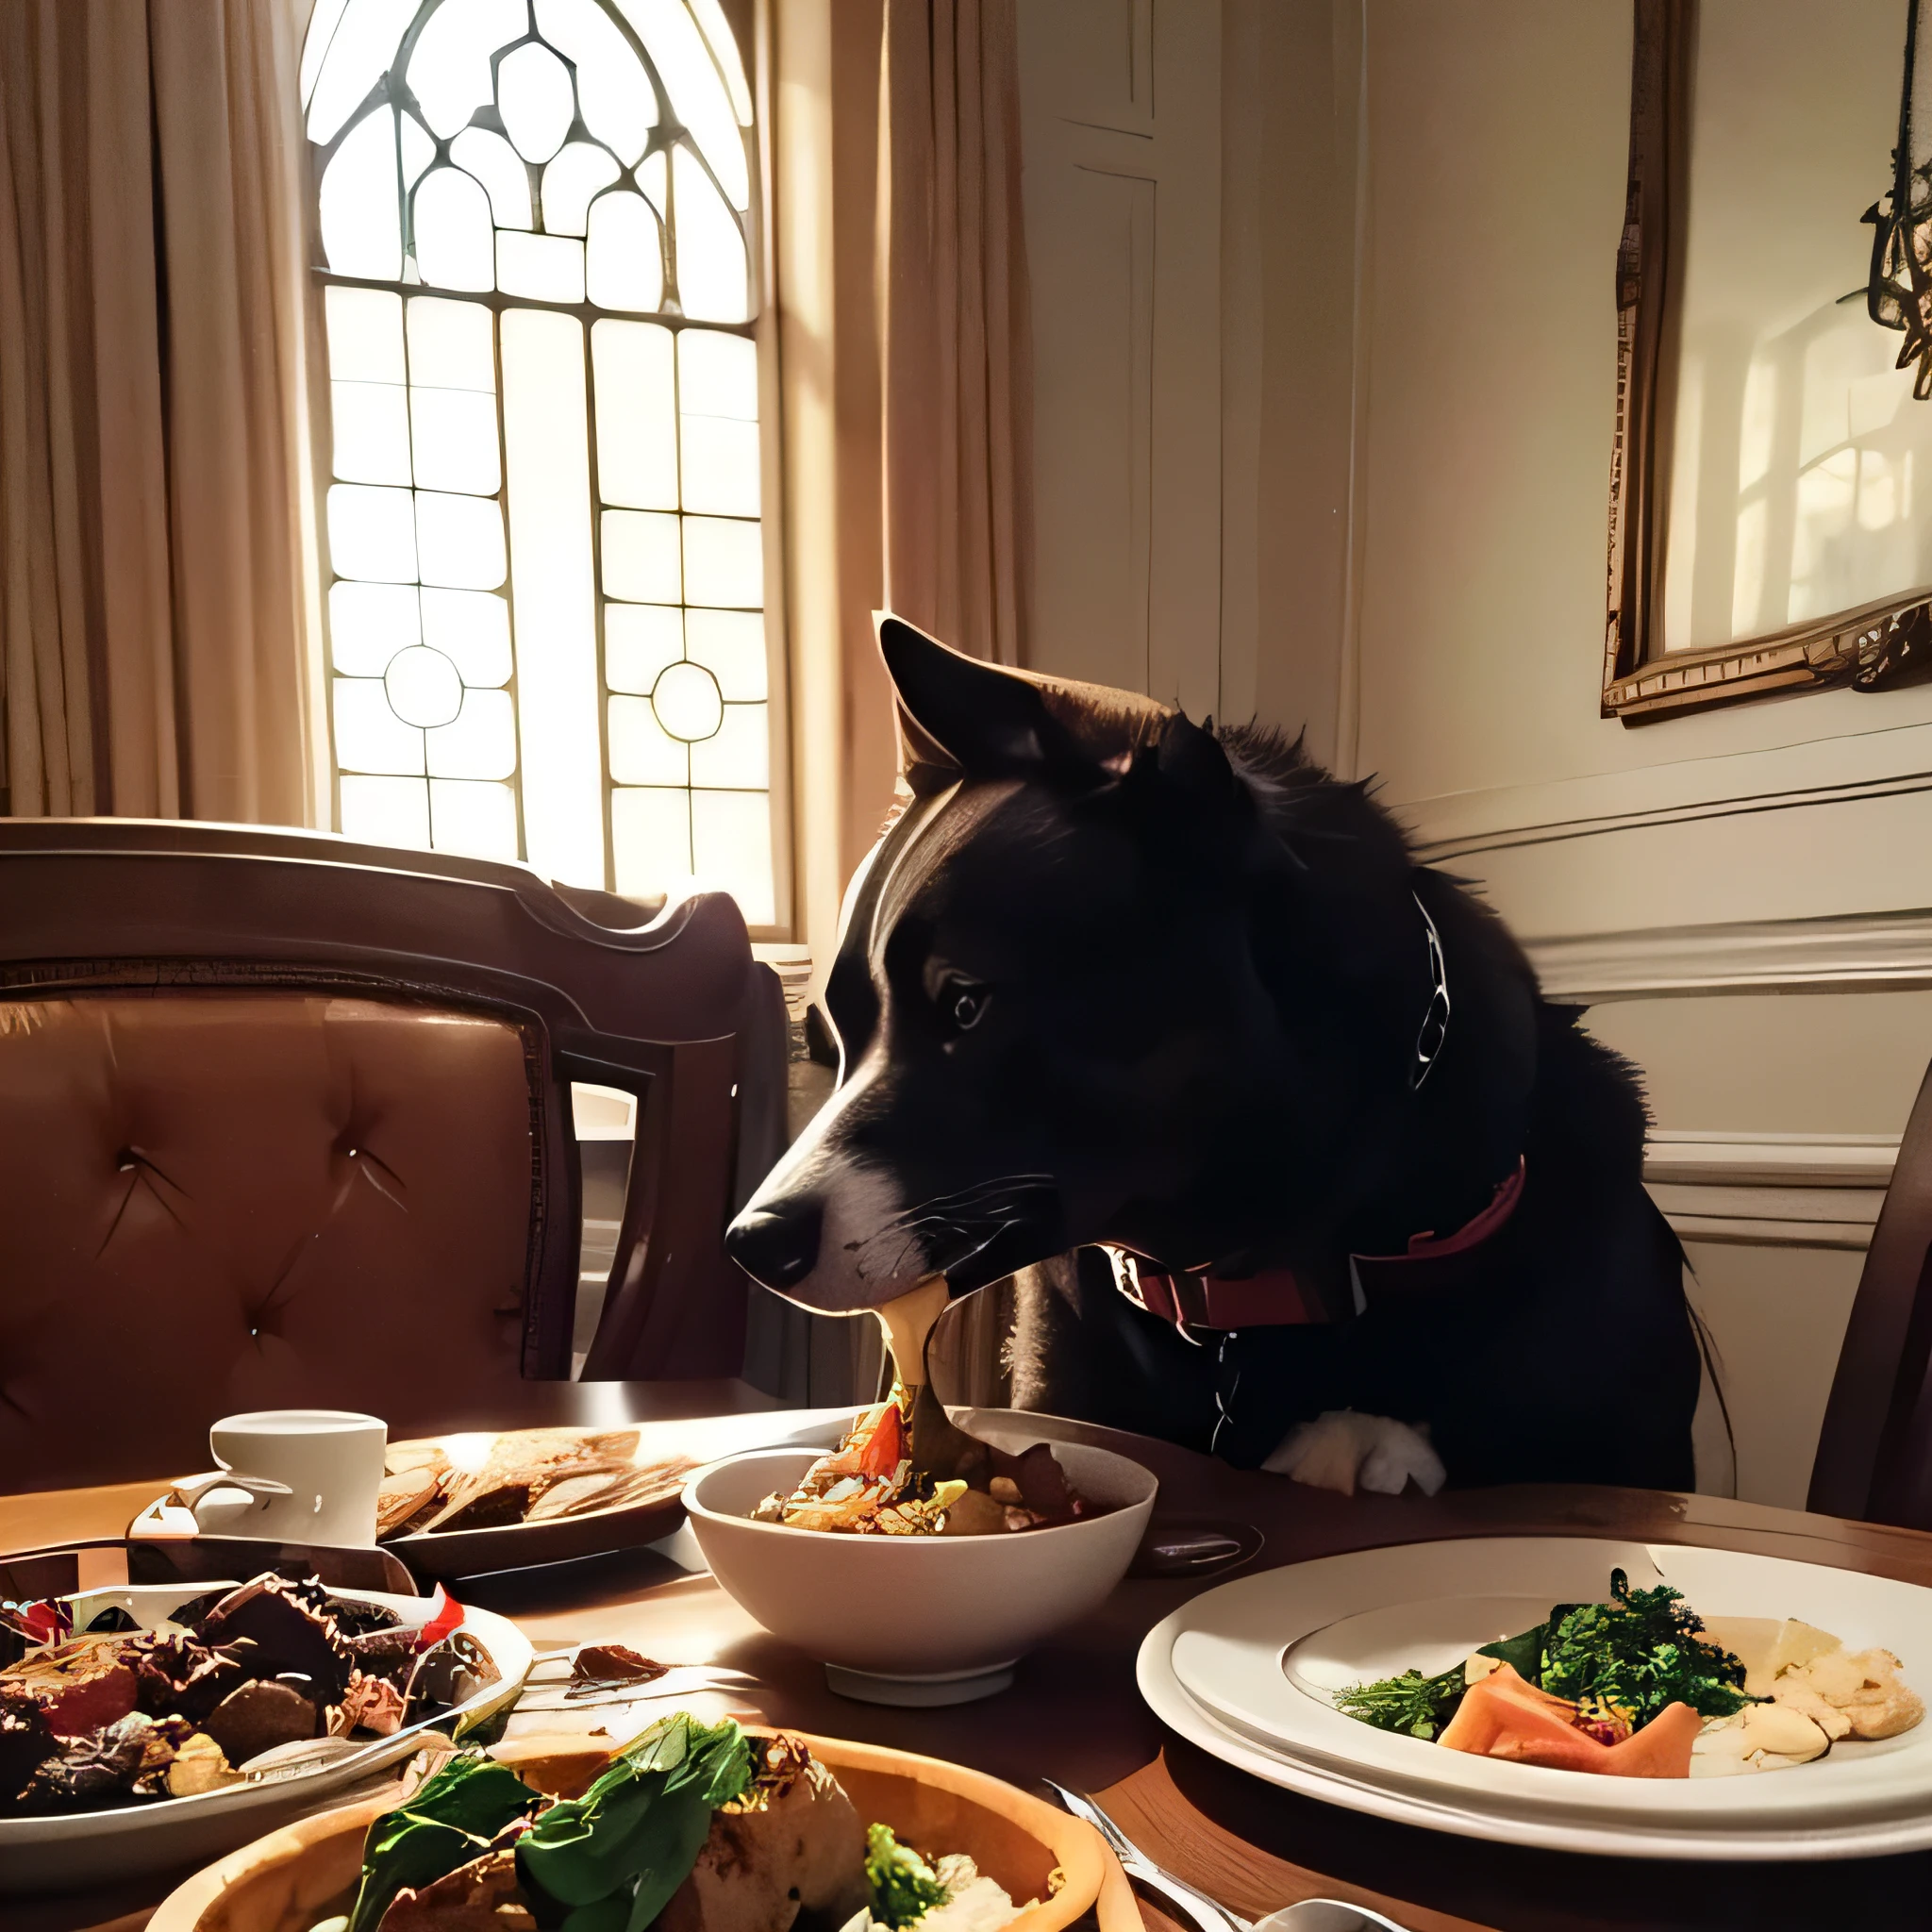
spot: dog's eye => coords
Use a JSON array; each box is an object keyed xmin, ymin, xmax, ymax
[{"xmin": 940, "ymin": 978, "xmax": 991, "ymax": 1032}]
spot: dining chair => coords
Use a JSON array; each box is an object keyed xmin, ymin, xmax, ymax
[
  {"xmin": 1808, "ymin": 1053, "xmax": 1932, "ymax": 1527},
  {"xmin": 0, "ymin": 820, "xmax": 787, "ymax": 1491}
]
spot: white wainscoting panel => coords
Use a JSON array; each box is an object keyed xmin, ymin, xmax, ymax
[
  {"xmin": 1526, "ymin": 910, "xmax": 1932, "ymax": 1005},
  {"xmin": 1643, "ymin": 1131, "xmax": 1893, "ymax": 1250}
]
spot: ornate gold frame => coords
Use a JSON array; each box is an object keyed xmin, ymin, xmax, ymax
[{"xmin": 1602, "ymin": 0, "xmax": 1932, "ymax": 723}]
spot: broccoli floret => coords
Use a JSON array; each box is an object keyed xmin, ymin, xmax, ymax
[{"xmin": 864, "ymin": 1823, "xmax": 954, "ymax": 1928}]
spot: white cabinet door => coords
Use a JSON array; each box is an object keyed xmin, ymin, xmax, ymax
[{"xmin": 1019, "ymin": 0, "xmax": 1224, "ymax": 718}]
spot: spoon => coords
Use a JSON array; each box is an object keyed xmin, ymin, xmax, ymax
[{"xmin": 1131, "ymin": 1519, "xmax": 1265, "ymax": 1579}]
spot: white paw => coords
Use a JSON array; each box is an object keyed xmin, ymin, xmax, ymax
[{"xmin": 1261, "ymin": 1410, "xmax": 1446, "ymax": 1498}]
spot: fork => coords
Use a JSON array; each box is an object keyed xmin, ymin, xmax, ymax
[
  {"xmin": 1041, "ymin": 1778, "xmax": 1412, "ymax": 1932},
  {"xmin": 516, "ymin": 1657, "xmax": 758, "ymax": 1710}
]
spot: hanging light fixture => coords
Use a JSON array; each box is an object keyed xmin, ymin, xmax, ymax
[{"xmin": 1866, "ymin": 0, "xmax": 1932, "ymax": 397}]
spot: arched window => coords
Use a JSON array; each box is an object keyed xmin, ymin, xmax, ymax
[{"xmin": 301, "ymin": 0, "xmax": 775, "ymax": 927}]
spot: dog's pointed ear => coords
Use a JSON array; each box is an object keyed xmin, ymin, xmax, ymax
[
  {"xmin": 1156, "ymin": 710, "xmax": 1244, "ymax": 806},
  {"xmin": 877, "ymin": 614, "xmax": 1071, "ymax": 775}
]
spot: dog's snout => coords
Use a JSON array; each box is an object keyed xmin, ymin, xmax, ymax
[{"xmin": 725, "ymin": 1200, "xmax": 824, "ymax": 1291}]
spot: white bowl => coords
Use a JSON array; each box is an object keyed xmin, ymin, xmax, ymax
[{"xmin": 683, "ymin": 1422, "xmax": 1157, "ymax": 1705}]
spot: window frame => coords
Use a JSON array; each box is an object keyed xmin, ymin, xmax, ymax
[{"xmin": 296, "ymin": 0, "xmax": 792, "ymax": 938}]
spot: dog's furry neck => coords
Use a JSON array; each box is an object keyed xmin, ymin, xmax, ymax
[{"xmin": 1213, "ymin": 722, "xmax": 1551, "ymax": 1259}]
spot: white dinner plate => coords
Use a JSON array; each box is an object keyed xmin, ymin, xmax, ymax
[
  {"xmin": 1139, "ymin": 1537, "xmax": 1932, "ymax": 1859},
  {"xmin": 1, "ymin": 1581, "xmax": 532, "ymax": 1894}
]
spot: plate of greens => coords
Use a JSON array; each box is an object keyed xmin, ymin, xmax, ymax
[{"xmin": 1141, "ymin": 1538, "xmax": 1932, "ymax": 1857}]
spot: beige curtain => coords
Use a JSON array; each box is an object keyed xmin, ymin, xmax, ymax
[
  {"xmin": 886, "ymin": 0, "xmax": 1029, "ymax": 1403},
  {"xmin": 0, "ymin": 0, "xmax": 312, "ymax": 824},
  {"xmin": 747, "ymin": 0, "xmax": 1030, "ymax": 1407},
  {"xmin": 877, "ymin": 0, "xmax": 1033, "ymax": 669}
]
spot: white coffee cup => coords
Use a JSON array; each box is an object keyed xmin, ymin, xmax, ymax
[{"xmin": 178, "ymin": 1410, "xmax": 388, "ymax": 1546}]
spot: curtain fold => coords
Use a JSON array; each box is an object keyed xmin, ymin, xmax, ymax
[
  {"xmin": 878, "ymin": 0, "xmax": 1033, "ymax": 669},
  {"xmin": 884, "ymin": 0, "xmax": 1031, "ymax": 1404},
  {"xmin": 746, "ymin": 0, "xmax": 1033, "ymax": 1408},
  {"xmin": 0, "ymin": 0, "xmax": 312, "ymax": 824}
]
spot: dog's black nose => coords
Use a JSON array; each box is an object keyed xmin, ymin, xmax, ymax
[{"xmin": 725, "ymin": 1200, "xmax": 823, "ymax": 1291}]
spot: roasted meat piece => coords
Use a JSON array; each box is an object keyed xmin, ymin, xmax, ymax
[
  {"xmin": 571, "ymin": 1642, "xmax": 667, "ymax": 1689},
  {"xmin": 21, "ymin": 1711, "xmax": 154, "ymax": 1811},
  {"xmin": 0, "ymin": 1691, "xmax": 58, "ymax": 1808},
  {"xmin": 347, "ymin": 1624, "xmax": 421, "ymax": 1685},
  {"xmin": 333, "ymin": 1668, "xmax": 408, "ymax": 1737},
  {"xmin": 1, "ymin": 1636, "xmax": 139, "ymax": 1736},
  {"xmin": 329, "ymin": 1597, "xmax": 405, "ymax": 1641},
  {"xmin": 131, "ymin": 1633, "xmax": 247, "ymax": 1724},
  {"xmin": 192, "ymin": 1575, "xmax": 353, "ymax": 1704},
  {"xmin": 656, "ymin": 1734, "xmax": 870, "ymax": 1932},
  {"xmin": 203, "ymin": 1677, "xmax": 319, "ymax": 1764},
  {"xmin": 377, "ymin": 1845, "xmax": 537, "ymax": 1932}
]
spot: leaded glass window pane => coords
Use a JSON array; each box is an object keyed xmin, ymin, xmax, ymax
[{"xmin": 304, "ymin": 0, "xmax": 776, "ymax": 922}]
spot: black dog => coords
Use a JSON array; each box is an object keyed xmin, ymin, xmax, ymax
[{"xmin": 727, "ymin": 619, "xmax": 1702, "ymax": 1493}]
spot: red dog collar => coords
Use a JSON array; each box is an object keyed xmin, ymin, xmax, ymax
[{"xmin": 1106, "ymin": 1158, "xmax": 1527, "ymax": 1333}]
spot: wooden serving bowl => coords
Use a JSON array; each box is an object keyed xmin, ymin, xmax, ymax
[{"xmin": 149, "ymin": 1730, "xmax": 1137, "ymax": 1932}]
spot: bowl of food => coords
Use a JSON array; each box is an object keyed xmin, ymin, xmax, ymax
[
  {"xmin": 149, "ymin": 1721, "xmax": 1133, "ymax": 1932},
  {"xmin": 683, "ymin": 1407, "xmax": 1157, "ymax": 1706}
]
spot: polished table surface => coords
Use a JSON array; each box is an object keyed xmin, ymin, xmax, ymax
[{"xmin": 10, "ymin": 1385, "xmax": 1932, "ymax": 1932}]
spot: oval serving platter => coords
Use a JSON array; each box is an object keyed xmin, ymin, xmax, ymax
[{"xmin": 1, "ymin": 1584, "xmax": 532, "ymax": 1895}]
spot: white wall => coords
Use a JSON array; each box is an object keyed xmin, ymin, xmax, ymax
[{"xmin": 1018, "ymin": 0, "xmax": 1932, "ymax": 1508}]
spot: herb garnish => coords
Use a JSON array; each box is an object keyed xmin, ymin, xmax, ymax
[
  {"xmin": 1537, "ymin": 1569, "xmax": 1748, "ymax": 1724},
  {"xmin": 1330, "ymin": 1663, "xmax": 1468, "ymax": 1740},
  {"xmin": 1331, "ymin": 1567, "xmax": 1752, "ymax": 1747}
]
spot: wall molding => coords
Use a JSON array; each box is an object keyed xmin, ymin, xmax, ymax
[
  {"xmin": 1415, "ymin": 765, "xmax": 1932, "ymax": 867},
  {"xmin": 1525, "ymin": 908, "xmax": 1932, "ymax": 1005},
  {"xmin": 1643, "ymin": 1131, "xmax": 1895, "ymax": 1250},
  {"xmin": 1393, "ymin": 708, "xmax": 1932, "ymax": 861}
]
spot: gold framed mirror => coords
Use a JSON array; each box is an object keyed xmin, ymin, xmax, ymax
[{"xmin": 1604, "ymin": 0, "xmax": 1932, "ymax": 721}]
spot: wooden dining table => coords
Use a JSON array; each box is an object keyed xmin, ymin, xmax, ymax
[{"xmin": 9, "ymin": 1384, "xmax": 1932, "ymax": 1932}]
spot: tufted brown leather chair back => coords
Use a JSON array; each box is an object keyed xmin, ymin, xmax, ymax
[{"xmin": 0, "ymin": 821, "xmax": 788, "ymax": 1491}]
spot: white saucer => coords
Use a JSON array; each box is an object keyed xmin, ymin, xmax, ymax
[{"xmin": 1138, "ymin": 1537, "xmax": 1932, "ymax": 1859}]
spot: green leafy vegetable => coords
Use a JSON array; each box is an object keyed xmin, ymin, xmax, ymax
[
  {"xmin": 1474, "ymin": 1623, "xmax": 1546, "ymax": 1683},
  {"xmin": 1537, "ymin": 1568, "xmax": 1748, "ymax": 1724},
  {"xmin": 515, "ymin": 1712, "xmax": 752, "ymax": 1932},
  {"xmin": 864, "ymin": 1823, "xmax": 954, "ymax": 1929},
  {"xmin": 346, "ymin": 1751, "xmax": 539, "ymax": 1932},
  {"xmin": 1330, "ymin": 1664, "xmax": 1467, "ymax": 1740},
  {"xmin": 1333, "ymin": 1570, "xmax": 1754, "ymax": 1748}
]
